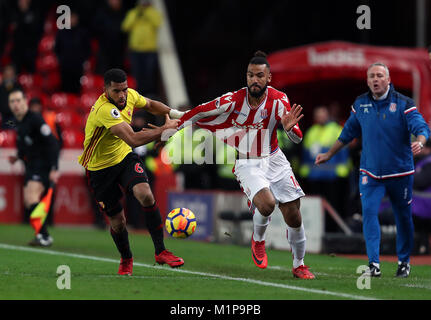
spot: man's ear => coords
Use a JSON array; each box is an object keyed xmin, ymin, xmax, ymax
[{"xmin": 268, "ymin": 72, "xmax": 272, "ymax": 83}]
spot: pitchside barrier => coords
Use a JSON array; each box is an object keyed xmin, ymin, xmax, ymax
[{"xmin": 168, "ymin": 190, "xmax": 325, "ymax": 253}]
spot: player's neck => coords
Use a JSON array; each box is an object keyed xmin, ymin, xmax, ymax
[{"xmin": 248, "ymin": 92, "xmax": 266, "ymax": 109}]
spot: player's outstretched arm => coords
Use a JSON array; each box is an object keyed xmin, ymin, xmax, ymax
[
  {"xmin": 110, "ymin": 114, "xmax": 179, "ymax": 148},
  {"xmin": 145, "ymin": 98, "xmax": 185, "ymax": 119},
  {"xmin": 315, "ymin": 140, "xmax": 346, "ymax": 165}
]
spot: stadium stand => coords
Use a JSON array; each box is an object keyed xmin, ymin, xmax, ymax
[{"xmin": 0, "ymin": 3, "xmax": 137, "ymax": 150}]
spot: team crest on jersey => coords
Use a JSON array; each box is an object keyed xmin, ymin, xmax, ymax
[
  {"xmin": 261, "ymin": 109, "xmax": 268, "ymax": 119},
  {"xmin": 389, "ymin": 103, "xmax": 397, "ymax": 113}
]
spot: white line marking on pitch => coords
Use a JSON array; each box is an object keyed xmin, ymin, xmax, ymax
[{"xmin": 0, "ymin": 243, "xmax": 377, "ymax": 300}]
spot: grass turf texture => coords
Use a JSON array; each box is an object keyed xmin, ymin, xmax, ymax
[{"xmin": 0, "ymin": 224, "xmax": 430, "ymax": 300}]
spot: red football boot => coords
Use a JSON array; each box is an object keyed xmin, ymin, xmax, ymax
[
  {"xmin": 251, "ymin": 234, "xmax": 268, "ymax": 269},
  {"xmin": 155, "ymin": 250, "xmax": 184, "ymax": 268},
  {"xmin": 118, "ymin": 257, "xmax": 133, "ymax": 276},
  {"xmin": 292, "ymin": 265, "xmax": 315, "ymax": 279}
]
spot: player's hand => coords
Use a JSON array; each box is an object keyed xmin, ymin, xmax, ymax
[
  {"xmin": 162, "ymin": 114, "xmax": 180, "ymax": 130},
  {"xmin": 152, "ymin": 114, "xmax": 180, "ymax": 141},
  {"xmin": 281, "ymin": 104, "xmax": 304, "ymax": 131},
  {"xmin": 8, "ymin": 155, "xmax": 18, "ymax": 164},
  {"xmin": 49, "ymin": 169, "xmax": 59, "ymax": 184},
  {"xmin": 411, "ymin": 141, "xmax": 424, "ymax": 156},
  {"xmin": 315, "ymin": 152, "xmax": 331, "ymax": 165}
]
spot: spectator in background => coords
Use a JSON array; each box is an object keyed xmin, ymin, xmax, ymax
[
  {"xmin": 9, "ymin": 0, "xmax": 43, "ymax": 74},
  {"xmin": 0, "ymin": 0, "xmax": 11, "ymax": 56},
  {"xmin": 299, "ymin": 105, "xmax": 351, "ymax": 231},
  {"xmin": 93, "ymin": 0, "xmax": 127, "ymax": 74},
  {"xmin": 412, "ymin": 139, "xmax": 431, "ymax": 254},
  {"xmin": 122, "ymin": 0, "xmax": 162, "ymax": 97},
  {"xmin": 28, "ymin": 97, "xmax": 63, "ymax": 149},
  {"xmin": 0, "ymin": 64, "xmax": 23, "ymax": 129},
  {"xmin": 55, "ymin": 11, "xmax": 91, "ymax": 93}
]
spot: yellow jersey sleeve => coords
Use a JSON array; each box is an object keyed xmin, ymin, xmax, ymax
[
  {"xmin": 96, "ymin": 104, "xmax": 125, "ymax": 129},
  {"xmin": 128, "ymin": 88, "xmax": 147, "ymax": 109}
]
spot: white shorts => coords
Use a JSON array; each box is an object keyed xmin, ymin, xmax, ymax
[{"xmin": 233, "ymin": 149, "xmax": 305, "ymax": 205}]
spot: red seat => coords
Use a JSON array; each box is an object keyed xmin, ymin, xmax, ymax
[
  {"xmin": 36, "ymin": 53, "xmax": 59, "ymax": 74},
  {"xmin": 50, "ymin": 92, "xmax": 81, "ymax": 110},
  {"xmin": 42, "ymin": 71, "xmax": 61, "ymax": 92},
  {"xmin": 43, "ymin": 17, "xmax": 57, "ymax": 35},
  {"xmin": 26, "ymin": 90, "xmax": 50, "ymax": 107},
  {"xmin": 80, "ymin": 92, "xmax": 101, "ymax": 111},
  {"xmin": 80, "ymin": 74, "xmax": 104, "ymax": 92},
  {"xmin": 38, "ymin": 35, "xmax": 56, "ymax": 54},
  {"xmin": 18, "ymin": 73, "xmax": 43, "ymax": 91},
  {"xmin": 127, "ymin": 76, "xmax": 137, "ymax": 90},
  {"xmin": 0, "ymin": 130, "xmax": 17, "ymax": 147},
  {"xmin": 56, "ymin": 110, "xmax": 84, "ymax": 129},
  {"xmin": 61, "ymin": 129, "xmax": 85, "ymax": 149}
]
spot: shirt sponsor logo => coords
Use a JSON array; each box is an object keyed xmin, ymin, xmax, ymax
[
  {"xmin": 233, "ymin": 110, "xmax": 248, "ymax": 117},
  {"xmin": 231, "ymin": 119, "xmax": 263, "ymax": 130}
]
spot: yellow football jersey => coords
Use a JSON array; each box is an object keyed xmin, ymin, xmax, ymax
[{"xmin": 78, "ymin": 88, "xmax": 147, "ymax": 170}]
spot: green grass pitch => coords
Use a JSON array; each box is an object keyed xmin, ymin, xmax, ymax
[{"xmin": 0, "ymin": 224, "xmax": 430, "ymax": 300}]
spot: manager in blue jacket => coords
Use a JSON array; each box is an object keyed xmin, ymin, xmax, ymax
[{"xmin": 315, "ymin": 63, "xmax": 430, "ymax": 278}]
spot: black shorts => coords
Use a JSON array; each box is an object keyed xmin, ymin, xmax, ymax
[
  {"xmin": 24, "ymin": 164, "xmax": 51, "ymax": 190},
  {"xmin": 86, "ymin": 152, "xmax": 149, "ymax": 217}
]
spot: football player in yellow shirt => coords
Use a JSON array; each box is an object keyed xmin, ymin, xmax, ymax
[{"xmin": 79, "ymin": 68, "xmax": 185, "ymax": 275}]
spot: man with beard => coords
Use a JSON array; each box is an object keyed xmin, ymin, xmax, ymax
[
  {"xmin": 178, "ymin": 51, "xmax": 314, "ymax": 279},
  {"xmin": 78, "ymin": 68, "xmax": 185, "ymax": 275}
]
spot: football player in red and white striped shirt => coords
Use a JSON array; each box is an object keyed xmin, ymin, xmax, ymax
[{"xmin": 178, "ymin": 51, "xmax": 315, "ymax": 279}]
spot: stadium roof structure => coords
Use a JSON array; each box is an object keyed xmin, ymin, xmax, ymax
[{"xmin": 268, "ymin": 41, "xmax": 431, "ymax": 124}]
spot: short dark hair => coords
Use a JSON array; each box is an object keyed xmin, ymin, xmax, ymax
[
  {"xmin": 104, "ymin": 68, "xmax": 127, "ymax": 87},
  {"xmin": 9, "ymin": 87, "xmax": 25, "ymax": 98},
  {"xmin": 249, "ymin": 50, "xmax": 270, "ymax": 69}
]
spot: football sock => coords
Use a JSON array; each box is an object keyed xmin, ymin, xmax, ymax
[
  {"xmin": 110, "ymin": 227, "xmax": 133, "ymax": 259},
  {"xmin": 142, "ymin": 202, "xmax": 166, "ymax": 255},
  {"xmin": 253, "ymin": 209, "xmax": 271, "ymax": 242},
  {"xmin": 287, "ymin": 223, "xmax": 306, "ymax": 269}
]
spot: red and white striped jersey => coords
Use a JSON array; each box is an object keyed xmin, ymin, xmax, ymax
[{"xmin": 179, "ymin": 86, "xmax": 302, "ymax": 158}]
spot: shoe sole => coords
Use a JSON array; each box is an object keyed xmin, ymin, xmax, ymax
[
  {"xmin": 156, "ymin": 261, "xmax": 184, "ymax": 268},
  {"xmin": 292, "ymin": 273, "xmax": 315, "ymax": 279}
]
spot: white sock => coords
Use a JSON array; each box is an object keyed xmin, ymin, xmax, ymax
[
  {"xmin": 287, "ymin": 223, "xmax": 306, "ymax": 269},
  {"xmin": 253, "ymin": 208, "xmax": 271, "ymax": 242}
]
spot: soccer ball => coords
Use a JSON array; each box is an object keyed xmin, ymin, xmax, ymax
[{"xmin": 165, "ymin": 208, "xmax": 197, "ymax": 238}]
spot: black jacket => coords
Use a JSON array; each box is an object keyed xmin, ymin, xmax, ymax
[{"xmin": 14, "ymin": 110, "xmax": 60, "ymax": 170}]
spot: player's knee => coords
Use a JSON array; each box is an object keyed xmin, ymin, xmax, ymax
[
  {"xmin": 132, "ymin": 183, "xmax": 154, "ymax": 207},
  {"xmin": 257, "ymin": 200, "xmax": 276, "ymax": 217},
  {"xmin": 109, "ymin": 213, "xmax": 126, "ymax": 233}
]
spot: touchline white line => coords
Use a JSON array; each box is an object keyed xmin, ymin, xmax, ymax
[{"xmin": 0, "ymin": 243, "xmax": 378, "ymax": 300}]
